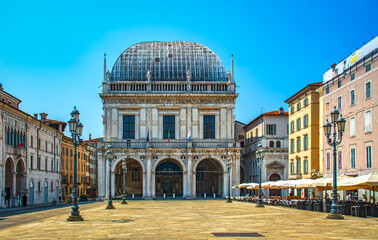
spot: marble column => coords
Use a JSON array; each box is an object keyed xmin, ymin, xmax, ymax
[
  {"xmin": 192, "ymin": 171, "xmax": 196, "ymax": 199},
  {"xmin": 142, "ymin": 172, "xmax": 147, "ymax": 198},
  {"xmin": 145, "ymin": 157, "xmax": 152, "ymax": 199},
  {"xmin": 223, "ymin": 171, "xmax": 228, "ymax": 198},
  {"xmin": 186, "ymin": 156, "xmax": 193, "ymax": 199},
  {"xmin": 111, "ymin": 171, "xmax": 115, "ymax": 198},
  {"xmin": 97, "ymin": 154, "xmax": 106, "ymax": 199},
  {"xmin": 182, "ymin": 171, "xmax": 187, "ymax": 199}
]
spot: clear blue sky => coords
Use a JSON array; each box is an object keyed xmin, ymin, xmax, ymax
[{"xmin": 1, "ymin": 0, "xmax": 377, "ymax": 139}]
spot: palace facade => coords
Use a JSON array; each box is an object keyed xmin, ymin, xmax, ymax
[
  {"xmin": 0, "ymin": 85, "xmax": 63, "ymax": 207},
  {"xmin": 98, "ymin": 41, "xmax": 241, "ymax": 199}
]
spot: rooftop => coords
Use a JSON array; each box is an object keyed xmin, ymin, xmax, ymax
[{"xmin": 110, "ymin": 41, "xmax": 228, "ymax": 82}]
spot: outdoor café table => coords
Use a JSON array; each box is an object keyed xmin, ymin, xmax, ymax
[
  {"xmin": 341, "ymin": 203, "xmax": 352, "ymax": 215},
  {"xmin": 306, "ymin": 201, "xmax": 314, "ymax": 211},
  {"xmin": 314, "ymin": 202, "xmax": 323, "ymax": 212},
  {"xmin": 351, "ymin": 205, "xmax": 368, "ymax": 218},
  {"xmin": 368, "ymin": 204, "xmax": 378, "ymax": 217}
]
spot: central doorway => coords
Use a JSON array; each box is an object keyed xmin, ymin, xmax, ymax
[{"xmin": 155, "ymin": 159, "xmax": 183, "ymax": 197}]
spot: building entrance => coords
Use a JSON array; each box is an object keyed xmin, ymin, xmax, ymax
[
  {"xmin": 269, "ymin": 173, "xmax": 281, "ymax": 196},
  {"xmin": 196, "ymin": 158, "xmax": 223, "ymax": 197},
  {"xmin": 155, "ymin": 160, "xmax": 183, "ymax": 197},
  {"xmin": 5, "ymin": 158, "xmax": 14, "ymax": 207}
]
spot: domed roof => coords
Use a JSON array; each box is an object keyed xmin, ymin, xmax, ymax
[{"xmin": 110, "ymin": 41, "xmax": 228, "ymax": 82}]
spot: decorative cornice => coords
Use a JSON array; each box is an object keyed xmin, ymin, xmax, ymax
[
  {"xmin": 117, "ymin": 106, "xmax": 141, "ymax": 110},
  {"xmin": 197, "ymin": 107, "xmax": 221, "ymax": 111},
  {"xmin": 157, "ymin": 106, "xmax": 181, "ymax": 111}
]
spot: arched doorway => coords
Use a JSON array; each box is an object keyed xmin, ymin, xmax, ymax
[
  {"xmin": 16, "ymin": 160, "xmax": 26, "ymax": 200},
  {"xmin": 115, "ymin": 159, "xmax": 143, "ymax": 197},
  {"xmin": 269, "ymin": 173, "xmax": 281, "ymax": 196},
  {"xmin": 196, "ymin": 158, "xmax": 223, "ymax": 197},
  {"xmin": 5, "ymin": 158, "xmax": 14, "ymax": 207},
  {"xmin": 155, "ymin": 159, "xmax": 183, "ymax": 197}
]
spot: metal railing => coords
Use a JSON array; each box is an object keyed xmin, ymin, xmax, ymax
[{"xmin": 105, "ymin": 140, "xmax": 234, "ymax": 149}]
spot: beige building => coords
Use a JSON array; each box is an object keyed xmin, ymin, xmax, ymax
[
  {"xmin": 234, "ymin": 121, "xmax": 246, "ymax": 183},
  {"xmin": 243, "ymin": 108, "xmax": 288, "ymax": 195},
  {"xmin": 99, "ymin": 41, "xmax": 241, "ymax": 199},
  {"xmin": 0, "ymin": 86, "xmax": 63, "ymax": 207},
  {"xmin": 321, "ymin": 37, "xmax": 378, "ymax": 201},
  {"xmin": 285, "ymin": 82, "xmax": 322, "ymax": 184}
]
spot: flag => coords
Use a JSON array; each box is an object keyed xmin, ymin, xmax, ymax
[
  {"xmin": 168, "ymin": 129, "xmax": 170, "ymax": 143},
  {"xmin": 350, "ymin": 51, "xmax": 357, "ymax": 63},
  {"xmin": 146, "ymin": 128, "xmax": 150, "ymax": 142},
  {"xmin": 188, "ymin": 130, "xmax": 191, "ymax": 142},
  {"xmin": 18, "ymin": 143, "xmax": 24, "ymax": 147}
]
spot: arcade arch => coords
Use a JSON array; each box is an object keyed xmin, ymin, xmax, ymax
[
  {"xmin": 155, "ymin": 159, "xmax": 183, "ymax": 197},
  {"xmin": 114, "ymin": 158, "xmax": 143, "ymax": 197},
  {"xmin": 5, "ymin": 158, "xmax": 14, "ymax": 206},
  {"xmin": 195, "ymin": 158, "xmax": 223, "ymax": 197},
  {"xmin": 16, "ymin": 159, "xmax": 26, "ymax": 198}
]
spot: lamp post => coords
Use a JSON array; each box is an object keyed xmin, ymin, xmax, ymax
[
  {"xmin": 105, "ymin": 145, "xmax": 115, "ymax": 209},
  {"xmin": 324, "ymin": 107, "xmax": 346, "ymax": 219},
  {"xmin": 226, "ymin": 155, "xmax": 232, "ymax": 203},
  {"xmin": 255, "ymin": 144, "xmax": 265, "ymax": 208},
  {"xmin": 67, "ymin": 106, "xmax": 84, "ymax": 221},
  {"xmin": 121, "ymin": 158, "xmax": 128, "ymax": 204}
]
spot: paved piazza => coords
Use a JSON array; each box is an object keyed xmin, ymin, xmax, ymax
[{"xmin": 0, "ymin": 200, "xmax": 377, "ymax": 239}]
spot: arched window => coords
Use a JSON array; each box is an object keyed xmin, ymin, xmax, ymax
[
  {"xmin": 269, "ymin": 141, "xmax": 274, "ymax": 148},
  {"xmin": 276, "ymin": 141, "xmax": 281, "ymax": 148}
]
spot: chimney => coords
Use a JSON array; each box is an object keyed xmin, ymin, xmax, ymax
[
  {"xmin": 40, "ymin": 112, "xmax": 48, "ymax": 123},
  {"xmin": 279, "ymin": 107, "xmax": 284, "ymax": 114},
  {"xmin": 34, "ymin": 113, "xmax": 38, "ymax": 119},
  {"xmin": 0, "ymin": 83, "xmax": 3, "ymax": 91}
]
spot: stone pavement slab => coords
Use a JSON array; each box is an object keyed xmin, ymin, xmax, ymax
[{"xmin": 0, "ymin": 200, "xmax": 377, "ymax": 239}]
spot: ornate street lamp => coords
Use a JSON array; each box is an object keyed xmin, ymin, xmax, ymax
[
  {"xmin": 324, "ymin": 107, "xmax": 346, "ymax": 219},
  {"xmin": 255, "ymin": 144, "xmax": 265, "ymax": 208},
  {"xmin": 67, "ymin": 106, "xmax": 84, "ymax": 221},
  {"xmin": 121, "ymin": 158, "xmax": 128, "ymax": 204},
  {"xmin": 226, "ymin": 155, "xmax": 232, "ymax": 203},
  {"xmin": 105, "ymin": 145, "xmax": 115, "ymax": 209}
]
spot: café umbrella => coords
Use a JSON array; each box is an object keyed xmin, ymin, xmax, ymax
[{"xmin": 337, "ymin": 173, "xmax": 378, "ymax": 191}]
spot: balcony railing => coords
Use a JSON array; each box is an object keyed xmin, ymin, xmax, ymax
[
  {"xmin": 108, "ymin": 81, "xmax": 232, "ymax": 94},
  {"xmin": 105, "ymin": 140, "xmax": 235, "ymax": 149}
]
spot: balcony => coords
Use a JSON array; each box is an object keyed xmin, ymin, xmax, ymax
[
  {"xmin": 6, "ymin": 145, "xmax": 26, "ymax": 158},
  {"xmin": 289, "ymin": 173, "xmax": 302, "ymax": 179},
  {"xmin": 108, "ymin": 81, "xmax": 232, "ymax": 94},
  {"xmin": 106, "ymin": 140, "xmax": 235, "ymax": 149}
]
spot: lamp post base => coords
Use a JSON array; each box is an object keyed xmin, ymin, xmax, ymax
[
  {"xmin": 255, "ymin": 204, "xmax": 265, "ymax": 208},
  {"xmin": 326, "ymin": 213, "xmax": 344, "ymax": 219},
  {"xmin": 226, "ymin": 198, "xmax": 232, "ymax": 203},
  {"xmin": 105, "ymin": 205, "xmax": 115, "ymax": 209},
  {"xmin": 67, "ymin": 215, "xmax": 84, "ymax": 221},
  {"xmin": 121, "ymin": 200, "xmax": 128, "ymax": 204}
]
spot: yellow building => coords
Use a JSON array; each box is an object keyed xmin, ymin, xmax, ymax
[
  {"xmin": 315, "ymin": 85, "xmax": 324, "ymax": 176},
  {"xmin": 285, "ymin": 82, "xmax": 322, "ymax": 183},
  {"xmin": 61, "ymin": 135, "xmax": 90, "ymax": 200}
]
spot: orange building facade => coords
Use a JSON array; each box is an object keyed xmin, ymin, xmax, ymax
[{"xmin": 61, "ymin": 135, "xmax": 90, "ymax": 200}]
